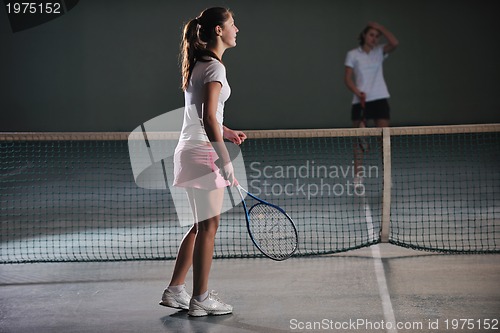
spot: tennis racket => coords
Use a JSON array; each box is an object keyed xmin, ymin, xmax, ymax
[
  {"xmin": 358, "ymin": 95, "xmax": 370, "ymax": 152},
  {"xmin": 235, "ymin": 185, "xmax": 298, "ymax": 261}
]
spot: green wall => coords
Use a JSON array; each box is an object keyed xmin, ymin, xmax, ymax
[{"xmin": 1, "ymin": 0, "xmax": 499, "ymax": 131}]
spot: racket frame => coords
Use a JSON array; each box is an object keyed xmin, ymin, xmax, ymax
[{"xmin": 235, "ymin": 185, "xmax": 298, "ymax": 261}]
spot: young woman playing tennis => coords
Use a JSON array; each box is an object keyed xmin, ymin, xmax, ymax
[
  {"xmin": 344, "ymin": 22, "xmax": 398, "ymax": 183},
  {"xmin": 159, "ymin": 7, "xmax": 246, "ymax": 316}
]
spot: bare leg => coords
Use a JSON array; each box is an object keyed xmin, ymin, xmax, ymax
[
  {"xmin": 192, "ymin": 216, "xmax": 220, "ymax": 297},
  {"xmin": 168, "ymin": 188, "xmax": 198, "ymax": 287},
  {"xmin": 374, "ymin": 118, "xmax": 390, "ymax": 128},
  {"xmin": 190, "ymin": 188, "xmax": 225, "ymax": 297},
  {"xmin": 168, "ymin": 225, "xmax": 197, "ymax": 286},
  {"xmin": 353, "ymin": 120, "xmax": 365, "ymax": 178}
]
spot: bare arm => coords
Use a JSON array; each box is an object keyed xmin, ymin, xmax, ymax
[
  {"xmin": 203, "ymin": 82, "xmax": 230, "ymax": 161},
  {"xmin": 203, "ymin": 81, "xmax": 237, "ymax": 184},
  {"xmin": 368, "ymin": 21, "xmax": 399, "ymax": 54}
]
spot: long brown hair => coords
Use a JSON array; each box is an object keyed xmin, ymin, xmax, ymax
[{"xmin": 180, "ymin": 7, "xmax": 232, "ymax": 91}]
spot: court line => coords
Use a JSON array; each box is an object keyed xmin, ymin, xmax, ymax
[{"xmin": 364, "ymin": 201, "xmax": 398, "ymax": 333}]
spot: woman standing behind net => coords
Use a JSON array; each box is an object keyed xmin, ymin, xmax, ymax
[
  {"xmin": 159, "ymin": 7, "xmax": 246, "ymax": 317},
  {"xmin": 344, "ymin": 22, "xmax": 398, "ymax": 183}
]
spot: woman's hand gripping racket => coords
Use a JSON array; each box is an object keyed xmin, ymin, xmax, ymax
[{"xmin": 235, "ymin": 185, "xmax": 298, "ymax": 261}]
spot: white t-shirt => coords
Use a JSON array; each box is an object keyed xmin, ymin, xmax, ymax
[
  {"xmin": 178, "ymin": 57, "xmax": 231, "ymax": 143},
  {"xmin": 345, "ymin": 44, "xmax": 389, "ymax": 104}
]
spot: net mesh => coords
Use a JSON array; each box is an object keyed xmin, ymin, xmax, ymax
[
  {"xmin": 389, "ymin": 127, "xmax": 500, "ymax": 252},
  {"xmin": 0, "ymin": 125, "xmax": 499, "ymax": 263}
]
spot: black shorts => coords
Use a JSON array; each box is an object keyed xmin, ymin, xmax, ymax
[{"xmin": 351, "ymin": 98, "xmax": 390, "ymax": 121}]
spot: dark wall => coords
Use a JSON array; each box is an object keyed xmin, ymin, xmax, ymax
[{"xmin": 1, "ymin": 0, "xmax": 499, "ymax": 132}]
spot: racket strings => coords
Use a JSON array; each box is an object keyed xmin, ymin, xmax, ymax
[{"xmin": 248, "ymin": 204, "xmax": 297, "ymax": 260}]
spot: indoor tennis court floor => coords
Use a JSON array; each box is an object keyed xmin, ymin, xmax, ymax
[{"xmin": 1, "ymin": 244, "xmax": 499, "ymax": 333}]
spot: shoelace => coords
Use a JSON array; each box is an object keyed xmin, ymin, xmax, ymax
[{"xmin": 209, "ymin": 291, "xmax": 224, "ymax": 304}]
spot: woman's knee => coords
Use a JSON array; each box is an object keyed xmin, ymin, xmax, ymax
[
  {"xmin": 375, "ymin": 118, "xmax": 390, "ymax": 127},
  {"xmin": 196, "ymin": 217, "xmax": 219, "ymax": 237}
]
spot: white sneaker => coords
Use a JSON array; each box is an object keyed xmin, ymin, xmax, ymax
[
  {"xmin": 159, "ymin": 285, "xmax": 190, "ymax": 310},
  {"xmin": 188, "ymin": 291, "xmax": 233, "ymax": 317}
]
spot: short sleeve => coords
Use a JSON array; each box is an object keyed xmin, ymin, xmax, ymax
[
  {"xmin": 203, "ymin": 60, "xmax": 226, "ymax": 86},
  {"xmin": 344, "ymin": 50, "xmax": 355, "ymax": 68},
  {"xmin": 378, "ymin": 44, "xmax": 389, "ymax": 59}
]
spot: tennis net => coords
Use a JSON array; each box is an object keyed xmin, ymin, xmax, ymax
[{"xmin": 0, "ymin": 124, "xmax": 499, "ymax": 263}]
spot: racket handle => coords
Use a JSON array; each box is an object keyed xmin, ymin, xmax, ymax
[{"xmin": 226, "ymin": 186, "xmax": 235, "ymax": 207}]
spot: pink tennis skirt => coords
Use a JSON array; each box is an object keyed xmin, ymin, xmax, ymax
[{"xmin": 173, "ymin": 141, "xmax": 230, "ymax": 190}]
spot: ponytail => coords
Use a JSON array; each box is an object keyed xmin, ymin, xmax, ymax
[{"xmin": 180, "ymin": 18, "xmax": 202, "ymax": 91}]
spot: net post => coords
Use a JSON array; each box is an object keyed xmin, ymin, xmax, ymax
[{"xmin": 381, "ymin": 128, "xmax": 392, "ymax": 243}]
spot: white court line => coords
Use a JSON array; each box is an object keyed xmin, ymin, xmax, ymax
[{"xmin": 364, "ymin": 202, "xmax": 398, "ymax": 333}]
